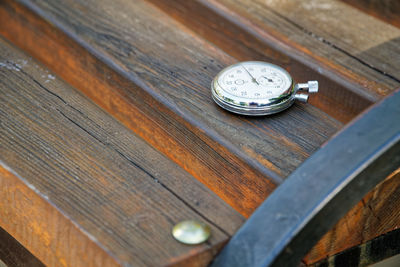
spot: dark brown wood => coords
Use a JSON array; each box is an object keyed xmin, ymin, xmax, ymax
[
  {"xmin": 148, "ymin": 0, "xmax": 374, "ymax": 123},
  {"xmin": 190, "ymin": 0, "xmax": 400, "ymax": 99},
  {"xmin": 0, "ymin": 36, "xmax": 244, "ymax": 266},
  {"xmin": 305, "ymin": 169, "xmax": 400, "ymax": 264},
  {"xmin": 0, "ymin": 164, "xmax": 120, "ymax": 267},
  {"xmin": 145, "ymin": 0, "xmax": 400, "ymax": 263},
  {"xmin": 1, "ymin": 0, "xmax": 399, "ymax": 265},
  {"xmin": 341, "ymin": 0, "xmax": 400, "ymax": 29},
  {"xmin": 0, "ymin": 227, "xmax": 44, "ymax": 267},
  {"xmin": 311, "ymin": 227, "xmax": 400, "ymax": 267},
  {"xmin": 241, "ymin": 0, "xmax": 400, "ymax": 87},
  {"xmin": 0, "ymin": 0, "xmax": 342, "ymax": 217}
]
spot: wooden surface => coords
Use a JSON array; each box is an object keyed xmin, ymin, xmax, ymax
[
  {"xmin": 0, "ymin": 165, "xmax": 118, "ymax": 267},
  {"xmin": 0, "ymin": 0, "xmax": 341, "ymax": 217},
  {"xmin": 0, "ymin": 0, "xmax": 399, "ymax": 265},
  {"xmin": 199, "ymin": 0, "xmax": 400, "ymax": 98},
  {"xmin": 0, "ymin": 37, "xmax": 244, "ymax": 266},
  {"xmin": 305, "ymin": 170, "xmax": 400, "ymax": 264},
  {"xmin": 157, "ymin": 0, "xmax": 400, "ymax": 263},
  {"xmin": 0, "ymin": 227, "xmax": 44, "ymax": 267},
  {"xmin": 311, "ymin": 228, "xmax": 400, "ymax": 267},
  {"xmin": 342, "ymin": 0, "xmax": 400, "ymax": 28},
  {"xmin": 148, "ymin": 0, "xmax": 374, "ymax": 123}
]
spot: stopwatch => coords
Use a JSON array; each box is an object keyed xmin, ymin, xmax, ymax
[{"xmin": 211, "ymin": 61, "xmax": 318, "ymax": 116}]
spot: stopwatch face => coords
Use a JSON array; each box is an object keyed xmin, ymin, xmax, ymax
[{"xmin": 211, "ymin": 61, "xmax": 295, "ymax": 116}]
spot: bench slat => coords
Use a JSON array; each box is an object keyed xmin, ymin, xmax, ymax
[
  {"xmin": 212, "ymin": 90, "xmax": 400, "ymax": 267},
  {"xmin": 1, "ymin": 0, "xmax": 341, "ymax": 216},
  {"xmin": 204, "ymin": 0, "xmax": 400, "ymax": 98},
  {"xmin": 0, "ymin": 37, "xmax": 244, "ymax": 266}
]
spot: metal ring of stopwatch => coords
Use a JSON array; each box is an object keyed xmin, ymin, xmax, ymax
[{"xmin": 211, "ymin": 61, "xmax": 297, "ymax": 116}]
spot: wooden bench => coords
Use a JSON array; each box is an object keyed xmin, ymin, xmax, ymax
[{"xmin": 0, "ymin": 0, "xmax": 399, "ymax": 266}]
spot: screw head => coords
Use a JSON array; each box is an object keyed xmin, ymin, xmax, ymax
[{"xmin": 172, "ymin": 220, "xmax": 211, "ymax": 245}]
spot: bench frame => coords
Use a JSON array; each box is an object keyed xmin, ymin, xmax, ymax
[{"xmin": 213, "ymin": 90, "xmax": 400, "ymax": 267}]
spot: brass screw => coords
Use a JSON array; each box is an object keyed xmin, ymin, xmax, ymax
[{"xmin": 172, "ymin": 220, "xmax": 211, "ymax": 245}]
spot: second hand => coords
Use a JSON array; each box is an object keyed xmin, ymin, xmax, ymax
[{"xmin": 242, "ymin": 65, "xmax": 260, "ymax": 86}]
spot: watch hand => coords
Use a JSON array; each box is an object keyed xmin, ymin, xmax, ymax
[
  {"xmin": 262, "ymin": 76, "xmax": 274, "ymax": 83},
  {"xmin": 242, "ymin": 65, "xmax": 260, "ymax": 85}
]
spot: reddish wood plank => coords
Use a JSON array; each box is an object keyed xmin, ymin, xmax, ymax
[
  {"xmin": 146, "ymin": 0, "xmax": 400, "ymax": 262},
  {"xmin": 310, "ymin": 228, "xmax": 400, "ymax": 266},
  {"xmin": 191, "ymin": 0, "xmax": 400, "ymax": 99},
  {"xmin": 0, "ymin": 165, "xmax": 119, "ymax": 267},
  {"xmin": 0, "ymin": 0, "xmax": 341, "ymax": 217},
  {"xmin": 3, "ymin": 0, "xmax": 397, "ymax": 265},
  {"xmin": 148, "ymin": 0, "xmax": 374, "ymax": 123},
  {"xmin": 305, "ymin": 169, "xmax": 400, "ymax": 264},
  {"xmin": 0, "ymin": 37, "xmax": 244, "ymax": 266}
]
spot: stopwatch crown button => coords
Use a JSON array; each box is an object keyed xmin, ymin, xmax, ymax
[
  {"xmin": 294, "ymin": 93, "xmax": 309, "ymax": 103},
  {"xmin": 296, "ymin": 81, "xmax": 318, "ymax": 93}
]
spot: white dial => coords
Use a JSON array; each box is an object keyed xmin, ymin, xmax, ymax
[
  {"xmin": 211, "ymin": 61, "xmax": 317, "ymax": 116},
  {"xmin": 217, "ymin": 61, "xmax": 292, "ymax": 99}
]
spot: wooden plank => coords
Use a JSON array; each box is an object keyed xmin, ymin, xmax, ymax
[
  {"xmin": 311, "ymin": 228, "xmax": 400, "ymax": 267},
  {"xmin": 0, "ymin": 165, "xmax": 120, "ymax": 267},
  {"xmin": 0, "ymin": 227, "xmax": 44, "ymax": 267},
  {"xmin": 0, "ymin": 37, "xmax": 244, "ymax": 266},
  {"xmin": 0, "ymin": 0, "xmax": 342, "ymax": 216},
  {"xmin": 145, "ymin": 0, "xmax": 400, "ymax": 261},
  {"xmin": 198, "ymin": 0, "xmax": 400, "ymax": 100},
  {"xmin": 250, "ymin": 0, "xmax": 400, "ymax": 84},
  {"xmin": 148, "ymin": 0, "xmax": 374, "ymax": 123},
  {"xmin": 341, "ymin": 0, "xmax": 400, "ymax": 28},
  {"xmin": 305, "ymin": 169, "xmax": 400, "ymax": 264}
]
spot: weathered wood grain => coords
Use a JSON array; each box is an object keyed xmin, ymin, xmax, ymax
[
  {"xmin": 3, "ymin": 0, "xmax": 398, "ymax": 265},
  {"xmin": 0, "ymin": 0, "xmax": 278, "ymax": 217},
  {"xmin": 201, "ymin": 0, "xmax": 400, "ymax": 99},
  {"xmin": 0, "ymin": 0, "xmax": 341, "ymax": 216},
  {"xmin": 0, "ymin": 227, "xmax": 44, "ymax": 267},
  {"xmin": 0, "ymin": 163, "xmax": 119, "ymax": 267},
  {"xmin": 142, "ymin": 1, "xmax": 400, "ymax": 261},
  {"xmin": 305, "ymin": 170, "xmax": 400, "ymax": 264},
  {"xmin": 341, "ymin": 0, "xmax": 400, "ymax": 28},
  {"xmin": 311, "ymin": 228, "xmax": 400, "ymax": 267},
  {"xmin": 0, "ymin": 37, "xmax": 244, "ymax": 266},
  {"xmin": 148, "ymin": 0, "xmax": 374, "ymax": 123}
]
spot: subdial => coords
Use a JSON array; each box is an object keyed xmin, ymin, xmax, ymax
[
  {"xmin": 222, "ymin": 70, "xmax": 250, "ymax": 87},
  {"xmin": 257, "ymin": 75, "xmax": 283, "ymax": 87}
]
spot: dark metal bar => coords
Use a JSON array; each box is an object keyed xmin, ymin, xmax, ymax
[{"xmin": 212, "ymin": 90, "xmax": 400, "ymax": 267}]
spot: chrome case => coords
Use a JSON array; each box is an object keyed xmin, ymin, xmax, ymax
[{"xmin": 211, "ymin": 61, "xmax": 317, "ymax": 116}]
